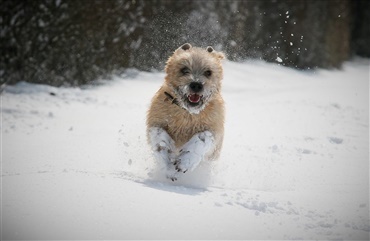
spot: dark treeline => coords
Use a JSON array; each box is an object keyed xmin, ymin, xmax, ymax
[{"xmin": 1, "ymin": 0, "xmax": 369, "ymax": 86}]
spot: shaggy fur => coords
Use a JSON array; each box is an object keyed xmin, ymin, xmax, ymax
[{"xmin": 146, "ymin": 43, "xmax": 225, "ymax": 181}]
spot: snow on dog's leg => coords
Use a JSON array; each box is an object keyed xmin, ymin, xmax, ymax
[
  {"xmin": 174, "ymin": 131, "xmax": 215, "ymax": 173},
  {"xmin": 148, "ymin": 127, "xmax": 179, "ymax": 181}
]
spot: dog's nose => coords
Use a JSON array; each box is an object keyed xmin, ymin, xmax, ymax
[{"xmin": 189, "ymin": 82, "xmax": 203, "ymax": 93}]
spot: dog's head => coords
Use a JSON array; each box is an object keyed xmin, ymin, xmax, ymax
[{"xmin": 165, "ymin": 43, "xmax": 225, "ymax": 114}]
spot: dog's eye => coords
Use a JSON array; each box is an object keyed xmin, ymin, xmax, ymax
[
  {"xmin": 204, "ymin": 70, "xmax": 212, "ymax": 77},
  {"xmin": 180, "ymin": 67, "xmax": 190, "ymax": 75}
]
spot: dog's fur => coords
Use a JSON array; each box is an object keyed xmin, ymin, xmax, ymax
[{"xmin": 146, "ymin": 43, "xmax": 225, "ymax": 181}]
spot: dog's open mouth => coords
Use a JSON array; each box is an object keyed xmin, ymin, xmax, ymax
[{"xmin": 187, "ymin": 94, "xmax": 202, "ymax": 104}]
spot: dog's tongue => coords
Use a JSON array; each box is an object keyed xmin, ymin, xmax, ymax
[{"xmin": 188, "ymin": 94, "xmax": 201, "ymax": 103}]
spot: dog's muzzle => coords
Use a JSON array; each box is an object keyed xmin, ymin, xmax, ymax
[{"xmin": 188, "ymin": 82, "xmax": 203, "ymax": 104}]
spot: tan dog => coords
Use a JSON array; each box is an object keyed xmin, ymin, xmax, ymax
[{"xmin": 146, "ymin": 43, "xmax": 225, "ymax": 181}]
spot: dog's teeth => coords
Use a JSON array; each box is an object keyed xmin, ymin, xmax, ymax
[{"xmin": 188, "ymin": 94, "xmax": 201, "ymax": 103}]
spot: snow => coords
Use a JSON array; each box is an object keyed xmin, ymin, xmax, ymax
[
  {"xmin": 276, "ymin": 56, "xmax": 283, "ymax": 63},
  {"xmin": 1, "ymin": 59, "xmax": 369, "ymax": 239}
]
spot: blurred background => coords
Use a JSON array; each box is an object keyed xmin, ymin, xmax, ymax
[{"xmin": 1, "ymin": 0, "xmax": 369, "ymax": 86}]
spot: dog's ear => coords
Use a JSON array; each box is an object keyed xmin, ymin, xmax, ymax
[
  {"xmin": 207, "ymin": 46, "xmax": 225, "ymax": 60},
  {"xmin": 178, "ymin": 43, "xmax": 192, "ymax": 51}
]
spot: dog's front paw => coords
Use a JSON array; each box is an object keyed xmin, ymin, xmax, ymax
[
  {"xmin": 167, "ymin": 174, "xmax": 178, "ymax": 181},
  {"xmin": 174, "ymin": 150, "xmax": 202, "ymax": 173},
  {"xmin": 166, "ymin": 169, "xmax": 180, "ymax": 181}
]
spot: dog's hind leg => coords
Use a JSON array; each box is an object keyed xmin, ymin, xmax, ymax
[{"xmin": 174, "ymin": 131, "xmax": 215, "ymax": 173}]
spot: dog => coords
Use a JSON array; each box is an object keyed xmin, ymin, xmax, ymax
[{"xmin": 146, "ymin": 43, "xmax": 225, "ymax": 181}]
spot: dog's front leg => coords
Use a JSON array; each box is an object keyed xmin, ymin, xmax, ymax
[
  {"xmin": 174, "ymin": 131, "xmax": 215, "ymax": 173},
  {"xmin": 148, "ymin": 127, "xmax": 179, "ymax": 180}
]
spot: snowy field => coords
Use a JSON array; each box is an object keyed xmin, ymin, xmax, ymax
[{"xmin": 1, "ymin": 59, "xmax": 369, "ymax": 240}]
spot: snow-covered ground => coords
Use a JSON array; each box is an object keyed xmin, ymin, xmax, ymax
[{"xmin": 1, "ymin": 59, "xmax": 369, "ymax": 239}]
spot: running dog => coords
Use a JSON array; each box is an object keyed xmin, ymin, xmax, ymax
[{"xmin": 146, "ymin": 43, "xmax": 225, "ymax": 181}]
